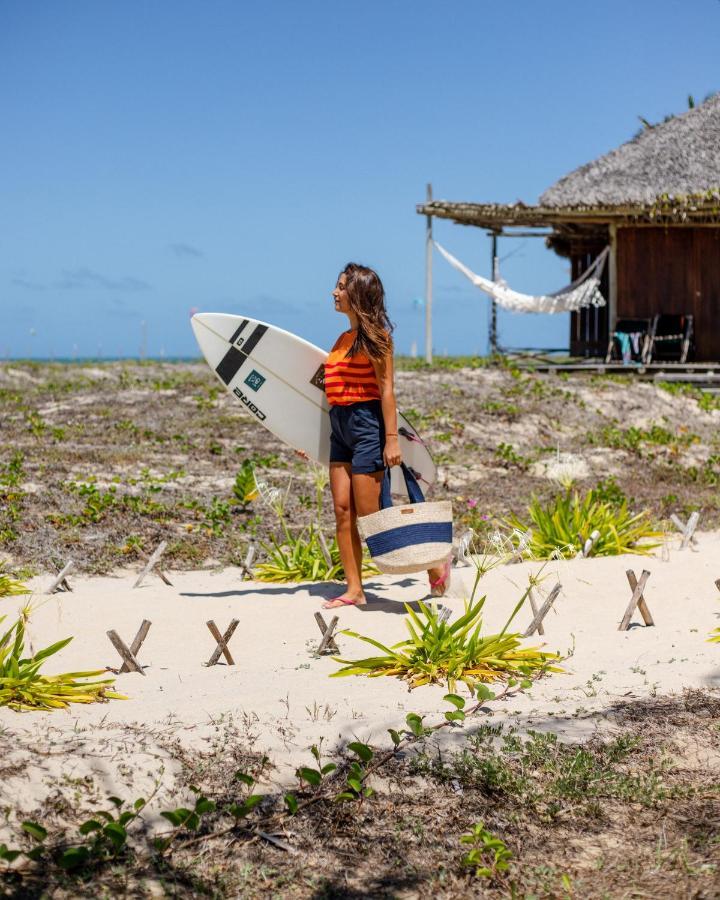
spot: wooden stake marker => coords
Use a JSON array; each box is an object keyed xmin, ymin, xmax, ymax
[
  {"xmin": 524, "ymin": 583, "xmax": 561, "ymax": 637},
  {"xmin": 670, "ymin": 512, "xmax": 699, "ymax": 549},
  {"xmin": 314, "ymin": 612, "xmax": 339, "ymax": 655},
  {"xmin": 452, "ymin": 529, "xmax": 474, "ymax": 567},
  {"xmin": 317, "ymin": 531, "xmax": 333, "ymax": 569},
  {"xmin": 619, "ymin": 570, "xmax": 654, "ymax": 631},
  {"xmin": 577, "ymin": 529, "xmax": 601, "ymax": 558},
  {"xmin": 239, "ymin": 544, "xmax": 256, "ymax": 580},
  {"xmin": 133, "ymin": 540, "xmax": 171, "ymax": 588},
  {"xmin": 526, "ymin": 587, "xmax": 544, "ymax": 635},
  {"xmin": 205, "ymin": 619, "xmax": 240, "ymax": 666},
  {"xmin": 107, "ymin": 620, "xmax": 152, "ymax": 675},
  {"xmin": 45, "ymin": 560, "xmax": 74, "ymax": 595}
]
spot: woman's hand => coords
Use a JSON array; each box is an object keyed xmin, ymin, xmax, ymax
[
  {"xmin": 294, "ymin": 449, "xmax": 309, "ymax": 461},
  {"xmin": 383, "ymin": 435, "xmax": 402, "ymax": 468}
]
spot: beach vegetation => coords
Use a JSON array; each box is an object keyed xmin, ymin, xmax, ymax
[
  {"xmin": 460, "ymin": 821, "xmax": 512, "ymax": 881},
  {"xmin": 0, "ymin": 613, "xmax": 124, "ymax": 711},
  {"xmin": 495, "ymin": 442, "xmax": 531, "ymax": 469},
  {"xmin": 232, "ymin": 460, "xmax": 258, "ymax": 510},
  {"xmin": 0, "ymin": 569, "xmax": 31, "ymax": 598},
  {"xmin": 332, "ymin": 593, "xmax": 561, "ymax": 693},
  {"xmin": 255, "ymin": 465, "xmax": 376, "ymax": 583},
  {"xmin": 506, "ymin": 487, "xmax": 663, "ymax": 559}
]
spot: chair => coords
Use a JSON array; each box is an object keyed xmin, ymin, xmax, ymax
[
  {"xmin": 605, "ymin": 318, "xmax": 653, "ymax": 364},
  {"xmin": 645, "ymin": 314, "xmax": 694, "ymax": 363}
]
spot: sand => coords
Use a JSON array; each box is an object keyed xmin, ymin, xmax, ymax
[{"xmin": 2, "ymin": 531, "xmax": 719, "ymax": 834}]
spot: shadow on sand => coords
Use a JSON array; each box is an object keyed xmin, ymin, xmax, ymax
[{"xmin": 180, "ymin": 577, "xmax": 436, "ymax": 614}]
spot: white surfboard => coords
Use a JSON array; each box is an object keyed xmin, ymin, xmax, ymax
[{"xmin": 191, "ymin": 313, "xmax": 436, "ymax": 495}]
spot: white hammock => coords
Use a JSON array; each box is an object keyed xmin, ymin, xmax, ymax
[{"xmin": 434, "ymin": 242, "xmax": 609, "ymax": 314}]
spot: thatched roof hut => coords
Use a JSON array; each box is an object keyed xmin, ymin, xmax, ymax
[
  {"xmin": 418, "ymin": 95, "xmax": 720, "ymax": 360},
  {"xmin": 540, "ymin": 94, "xmax": 720, "ymax": 207}
]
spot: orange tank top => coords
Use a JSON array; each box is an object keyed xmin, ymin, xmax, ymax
[{"xmin": 324, "ymin": 331, "xmax": 381, "ymax": 406}]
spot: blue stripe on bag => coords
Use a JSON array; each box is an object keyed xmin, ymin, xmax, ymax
[{"xmin": 366, "ymin": 522, "xmax": 452, "ymax": 557}]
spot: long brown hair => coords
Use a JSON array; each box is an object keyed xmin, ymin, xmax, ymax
[{"xmin": 341, "ymin": 263, "xmax": 394, "ymax": 361}]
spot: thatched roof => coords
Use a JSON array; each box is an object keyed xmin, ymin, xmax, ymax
[
  {"xmin": 540, "ymin": 94, "xmax": 720, "ymax": 206},
  {"xmin": 416, "ymin": 95, "xmax": 720, "ymax": 230}
]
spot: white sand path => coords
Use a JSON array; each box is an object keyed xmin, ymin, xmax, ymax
[{"xmin": 2, "ymin": 532, "xmax": 719, "ymax": 829}]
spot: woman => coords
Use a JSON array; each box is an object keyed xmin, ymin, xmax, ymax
[{"xmin": 322, "ymin": 263, "xmax": 450, "ymax": 609}]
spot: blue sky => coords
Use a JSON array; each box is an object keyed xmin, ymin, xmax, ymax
[{"xmin": 2, "ymin": 0, "xmax": 718, "ymax": 359}]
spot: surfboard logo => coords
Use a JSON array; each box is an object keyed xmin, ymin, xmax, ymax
[
  {"xmin": 310, "ymin": 364, "xmax": 325, "ymax": 391},
  {"xmin": 232, "ymin": 386, "xmax": 267, "ymax": 421},
  {"xmin": 244, "ymin": 369, "xmax": 265, "ymax": 392},
  {"xmin": 215, "ymin": 324, "xmax": 269, "ymax": 386}
]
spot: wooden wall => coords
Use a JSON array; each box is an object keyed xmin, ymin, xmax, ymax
[{"xmin": 617, "ymin": 227, "xmax": 720, "ymax": 361}]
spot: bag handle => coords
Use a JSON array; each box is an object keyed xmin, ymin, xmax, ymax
[{"xmin": 380, "ymin": 463, "xmax": 425, "ymax": 509}]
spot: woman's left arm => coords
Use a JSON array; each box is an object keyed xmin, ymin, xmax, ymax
[{"xmin": 372, "ymin": 351, "xmax": 402, "ymax": 467}]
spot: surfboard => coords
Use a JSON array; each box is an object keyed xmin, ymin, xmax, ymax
[{"xmin": 191, "ymin": 313, "xmax": 436, "ymax": 495}]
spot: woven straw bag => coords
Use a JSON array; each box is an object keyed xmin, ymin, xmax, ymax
[{"xmin": 357, "ymin": 464, "xmax": 453, "ymax": 574}]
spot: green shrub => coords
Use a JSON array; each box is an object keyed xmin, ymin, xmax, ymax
[
  {"xmin": 332, "ymin": 595, "xmax": 561, "ymax": 693},
  {"xmin": 0, "ymin": 614, "xmax": 124, "ymax": 711},
  {"xmin": 507, "ymin": 488, "xmax": 663, "ymax": 559}
]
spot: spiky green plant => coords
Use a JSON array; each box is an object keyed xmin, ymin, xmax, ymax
[
  {"xmin": 0, "ymin": 615, "xmax": 125, "ymax": 711},
  {"xmin": 0, "ymin": 572, "xmax": 31, "ymax": 598},
  {"xmin": 254, "ymin": 463, "xmax": 376, "ymax": 583},
  {"xmin": 331, "ymin": 592, "xmax": 562, "ymax": 693},
  {"xmin": 255, "ymin": 528, "xmax": 376, "ymax": 583},
  {"xmin": 506, "ymin": 489, "xmax": 663, "ymax": 559}
]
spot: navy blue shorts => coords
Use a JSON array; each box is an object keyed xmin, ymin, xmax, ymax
[{"xmin": 329, "ymin": 399, "xmax": 385, "ymax": 474}]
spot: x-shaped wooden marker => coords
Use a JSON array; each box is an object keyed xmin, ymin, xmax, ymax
[
  {"xmin": 238, "ymin": 544, "xmax": 256, "ymax": 581},
  {"xmin": 46, "ymin": 560, "xmax": 74, "ymax": 595},
  {"xmin": 670, "ymin": 512, "xmax": 700, "ymax": 549},
  {"xmin": 133, "ymin": 541, "xmax": 173, "ymax": 589},
  {"xmin": 205, "ymin": 619, "xmax": 240, "ymax": 666},
  {"xmin": 524, "ymin": 583, "xmax": 562, "ymax": 637},
  {"xmin": 619, "ymin": 570, "xmax": 654, "ymax": 631},
  {"xmin": 452, "ymin": 529, "xmax": 475, "ymax": 567},
  {"xmin": 106, "ymin": 620, "xmax": 152, "ymax": 675},
  {"xmin": 314, "ymin": 612, "xmax": 339, "ymax": 655}
]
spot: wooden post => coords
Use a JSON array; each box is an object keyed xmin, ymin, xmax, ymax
[
  {"xmin": 45, "ymin": 560, "xmax": 74, "ymax": 595},
  {"xmin": 316, "ymin": 530, "xmax": 333, "ymax": 569},
  {"xmin": 669, "ymin": 511, "xmax": 700, "ymax": 549},
  {"xmin": 527, "ymin": 587, "xmax": 544, "ymax": 636},
  {"xmin": 314, "ymin": 612, "xmax": 340, "ymax": 655},
  {"xmin": 608, "ymin": 223, "xmax": 618, "ymax": 335},
  {"xmin": 452, "ymin": 529, "xmax": 474, "ymax": 567},
  {"xmin": 619, "ymin": 570, "xmax": 652, "ymax": 631},
  {"xmin": 239, "ymin": 544, "xmax": 256, "ymax": 580},
  {"xmin": 133, "ymin": 540, "xmax": 169, "ymax": 588},
  {"xmin": 490, "ymin": 232, "xmax": 499, "ymax": 356},
  {"xmin": 205, "ymin": 619, "xmax": 240, "ymax": 666},
  {"xmin": 523, "ymin": 583, "xmax": 561, "ymax": 637},
  {"xmin": 625, "ymin": 570, "xmax": 654, "ymax": 626},
  {"xmin": 107, "ymin": 619, "xmax": 152, "ymax": 674},
  {"xmin": 425, "ymin": 183, "xmax": 433, "ymax": 364},
  {"xmin": 577, "ymin": 529, "xmax": 601, "ymax": 559}
]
